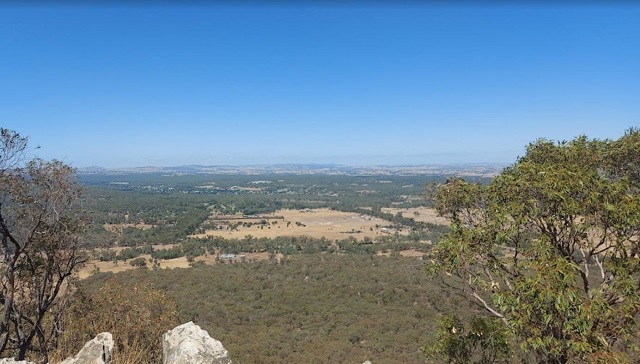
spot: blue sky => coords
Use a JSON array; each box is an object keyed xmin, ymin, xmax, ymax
[{"xmin": 1, "ymin": 4, "xmax": 639, "ymax": 168}]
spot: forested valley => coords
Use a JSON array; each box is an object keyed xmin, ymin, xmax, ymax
[
  {"xmin": 5, "ymin": 128, "xmax": 640, "ymax": 364},
  {"xmin": 61, "ymin": 172, "xmax": 476, "ymax": 363}
]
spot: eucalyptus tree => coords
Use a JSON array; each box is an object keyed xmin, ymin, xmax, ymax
[
  {"xmin": 0, "ymin": 128, "xmax": 86, "ymax": 362},
  {"xmin": 430, "ymin": 131, "xmax": 640, "ymax": 363}
]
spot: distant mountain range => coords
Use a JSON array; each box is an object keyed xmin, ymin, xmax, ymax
[{"xmin": 77, "ymin": 163, "xmax": 506, "ymax": 177}]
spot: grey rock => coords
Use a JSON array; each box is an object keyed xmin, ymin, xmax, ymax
[
  {"xmin": 163, "ymin": 322, "xmax": 231, "ymax": 364},
  {"xmin": 60, "ymin": 332, "xmax": 113, "ymax": 364},
  {"xmin": 0, "ymin": 359, "xmax": 34, "ymax": 364}
]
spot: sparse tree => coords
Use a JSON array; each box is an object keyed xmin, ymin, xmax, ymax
[
  {"xmin": 430, "ymin": 133, "xmax": 640, "ymax": 363},
  {"xmin": 129, "ymin": 257, "xmax": 147, "ymax": 267},
  {"xmin": 0, "ymin": 128, "xmax": 86, "ymax": 362}
]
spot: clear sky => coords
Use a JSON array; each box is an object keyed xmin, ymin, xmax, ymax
[{"xmin": 1, "ymin": 3, "xmax": 639, "ymax": 168}]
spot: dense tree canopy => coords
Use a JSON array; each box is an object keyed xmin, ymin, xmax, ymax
[{"xmin": 431, "ymin": 130, "xmax": 640, "ymax": 363}]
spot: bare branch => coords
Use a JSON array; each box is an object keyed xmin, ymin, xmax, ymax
[
  {"xmin": 470, "ymin": 291, "xmax": 510, "ymax": 328},
  {"xmin": 595, "ymin": 254, "xmax": 606, "ymax": 282}
]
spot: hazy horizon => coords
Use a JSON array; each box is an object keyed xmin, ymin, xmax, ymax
[
  {"xmin": 3, "ymin": 4, "xmax": 638, "ymax": 168},
  {"xmin": 73, "ymin": 154, "xmax": 514, "ymax": 170},
  {"xmin": 78, "ymin": 160, "xmax": 510, "ymax": 170}
]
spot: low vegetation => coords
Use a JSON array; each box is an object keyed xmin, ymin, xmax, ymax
[{"xmin": 51, "ymin": 280, "xmax": 179, "ymax": 364}]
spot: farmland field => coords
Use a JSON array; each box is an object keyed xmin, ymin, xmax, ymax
[
  {"xmin": 77, "ymin": 173, "xmax": 463, "ymax": 279},
  {"xmin": 191, "ymin": 208, "xmax": 409, "ymax": 240},
  {"xmin": 79, "ymin": 251, "xmax": 275, "ymax": 279},
  {"xmin": 103, "ymin": 222, "xmax": 154, "ymax": 232}
]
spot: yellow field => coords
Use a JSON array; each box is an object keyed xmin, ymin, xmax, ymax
[
  {"xmin": 78, "ymin": 251, "xmax": 275, "ymax": 279},
  {"xmin": 103, "ymin": 222, "xmax": 154, "ymax": 233},
  {"xmin": 381, "ymin": 207, "xmax": 450, "ymax": 226},
  {"xmin": 191, "ymin": 208, "xmax": 409, "ymax": 241}
]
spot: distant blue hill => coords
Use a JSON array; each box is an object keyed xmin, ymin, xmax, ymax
[{"xmin": 77, "ymin": 163, "xmax": 506, "ymax": 177}]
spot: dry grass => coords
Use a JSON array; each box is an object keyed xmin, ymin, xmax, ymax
[
  {"xmin": 78, "ymin": 251, "xmax": 274, "ymax": 279},
  {"xmin": 103, "ymin": 223, "xmax": 154, "ymax": 233},
  {"xmin": 51, "ymin": 281, "xmax": 178, "ymax": 364},
  {"xmin": 79, "ymin": 249, "xmax": 424, "ymax": 278},
  {"xmin": 191, "ymin": 208, "xmax": 409, "ymax": 241}
]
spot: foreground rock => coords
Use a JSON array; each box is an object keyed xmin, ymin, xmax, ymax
[
  {"xmin": 163, "ymin": 322, "xmax": 231, "ymax": 364},
  {"xmin": 0, "ymin": 323, "xmax": 231, "ymax": 364},
  {"xmin": 0, "ymin": 332, "xmax": 113, "ymax": 364},
  {"xmin": 60, "ymin": 332, "xmax": 113, "ymax": 364}
]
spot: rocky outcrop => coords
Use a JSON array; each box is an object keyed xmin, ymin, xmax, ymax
[
  {"xmin": 0, "ymin": 333, "xmax": 113, "ymax": 364},
  {"xmin": 0, "ymin": 322, "xmax": 231, "ymax": 364},
  {"xmin": 60, "ymin": 332, "xmax": 113, "ymax": 364},
  {"xmin": 163, "ymin": 322, "xmax": 231, "ymax": 364}
]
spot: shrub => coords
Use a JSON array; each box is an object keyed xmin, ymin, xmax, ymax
[{"xmin": 51, "ymin": 280, "xmax": 179, "ymax": 364}]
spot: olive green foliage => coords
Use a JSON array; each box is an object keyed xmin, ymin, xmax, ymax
[
  {"xmin": 129, "ymin": 257, "xmax": 147, "ymax": 267},
  {"xmin": 423, "ymin": 314, "xmax": 511, "ymax": 364},
  {"xmin": 51, "ymin": 280, "xmax": 179, "ymax": 364},
  {"xmin": 431, "ymin": 131, "xmax": 640, "ymax": 363},
  {"xmin": 82, "ymin": 254, "xmax": 473, "ymax": 364},
  {"xmin": 84, "ymin": 188, "xmax": 210, "ymax": 246},
  {"xmin": 0, "ymin": 129, "xmax": 86, "ymax": 362},
  {"xmin": 190, "ymin": 233, "xmax": 436, "ymax": 257},
  {"xmin": 90, "ymin": 234, "xmax": 437, "ymax": 265}
]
